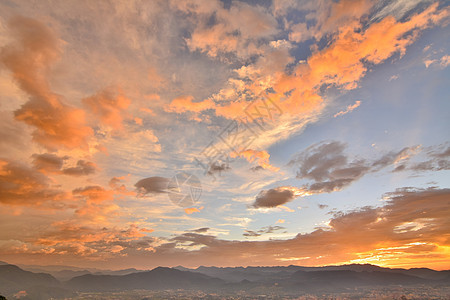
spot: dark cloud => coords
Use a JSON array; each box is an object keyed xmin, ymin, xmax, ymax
[
  {"xmin": 288, "ymin": 141, "xmax": 432, "ymax": 195},
  {"xmin": 170, "ymin": 232, "xmax": 218, "ymax": 247},
  {"xmin": 392, "ymin": 144, "xmax": 450, "ymax": 173},
  {"xmin": 408, "ymin": 159, "xmax": 450, "ymax": 172},
  {"xmin": 135, "ymin": 176, "xmax": 169, "ymax": 195},
  {"xmin": 290, "ymin": 141, "xmax": 348, "ymax": 181},
  {"xmin": 308, "ymin": 178, "xmax": 355, "ymax": 193},
  {"xmin": 243, "ymin": 225, "xmax": 285, "ymax": 237},
  {"xmin": 62, "ymin": 160, "xmax": 96, "ymax": 176},
  {"xmin": 32, "ymin": 153, "xmax": 65, "ymax": 172},
  {"xmin": 429, "ymin": 146, "xmax": 450, "ymax": 158},
  {"xmin": 0, "ymin": 112, "xmax": 29, "ymax": 152},
  {"xmin": 249, "ymin": 142, "xmax": 447, "ymax": 209},
  {"xmin": 190, "ymin": 227, "xmax": 210, "ymax": 233},
  {"xmin": 290, "ymin": 141, "xmax": 370, "ymax": 194},
  {"xmin": 371, "ymin": 146, "xmax": 418, "ymax": 169},
  {"xmin": 32, "ymin": 153, "xmax": 96, "ymax": 176},
  {"xmin": 243, "ymin": 230, "xmax": 261, "ymax": 237},
  {"xmin": 207, "ymin": 161, "xmax": 231, "ymax": 179},
  {"xmin": 250, "ymin": 165, "xmax": 264, "ymax": 172},
  {"xmin": 252, "ymin": 187, "xmax": 297, "ymax": 208}
]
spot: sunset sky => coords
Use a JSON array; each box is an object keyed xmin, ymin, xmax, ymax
[{"xmin": 0, "ymin": 0, "xmax": 449, "ymax": 271}]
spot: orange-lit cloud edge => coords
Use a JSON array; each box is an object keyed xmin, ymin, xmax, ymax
[{"xmin": 0, "ymin": 0, "xmax": 449, "ymax": 270}]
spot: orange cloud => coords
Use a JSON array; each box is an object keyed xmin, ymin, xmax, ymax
[
  {"xmin": 32, "ymin": 222, "xmax": 150, "ymax": 258},
  {"xmin": 109, "ymin": 176, "xmax": 135, "ymax": 196},
  {"xmin": 166, "ymin": 95, "xmax": 214, "ymax": 114},
  {"xmin": 139, "ymin": 107, "xmax": 156, "ymax": 116},
  {"xmin": 0, "ymin": 16, "xmax": 93, "ymax": 151},
  {"xmin": 334, "ymin": 100, "xmax": 361, "ymax": 117},
  {"xmin": 179, "ymin": 2, "xmax": 448, "ymax": 128},
  {"xmin": 0, "ymin": 158, "xmax": 68, "ymax": 207},
  {"xmin": 305, "ymin": 3, "xmax": 447, "ymax": 90},
  {"xmin": 184, "ymin": 206, "xmax": 204, "ymax": 215},
  {"xmin": 181, "ymin": 1, "xmax": 276, "ymax": 59},
  {"xmin": 147, "ymin": 67, "xmax": 166, "ymax": 89},
  {"xmin": 231, "ymin": 149, "xmax": 279, "ymax": 172},
  {"xmin": 72, "ymin": 186, "xmax": 114, "ymax": 203},
  {"xmin": 74, "ymin": 201, "xmax": 120, "ymax": 225},
  {"xmin": 134, "ymin": 117, "xmax": 143, "ymax": 125},
  {"xmin": 83, "ymin": 88, "xmax": 131, "ymax": 131},
  {"xmin": 214, "ymin": 99, "xmax": 249, "ymax": 120},
  {"xmin": 188, "ymin": 23, "xmax": 240, "ymax": 58}
]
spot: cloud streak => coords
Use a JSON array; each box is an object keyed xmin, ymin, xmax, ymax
[{"xmin": 334, "ymin": 100, "xmax": 361, "ymax": 117}]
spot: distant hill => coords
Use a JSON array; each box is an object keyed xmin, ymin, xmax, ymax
[
  {"xmin": 283, "ymin": 270, "xmax": 427, "ymax": 292},
  {"xmin": 66, "ymin": 266, "xmax": 225, "ymax": 292},
  {"xmin": 0, "ymin": 264, "xmax": 74, "ymax": 299},
  {"xmin": 175, "ymin": 264, "xmax": 450, "ymax": 283},
  {"xmin": 18, "ymin": 264, "xmax": 145, "ymax": 281}
]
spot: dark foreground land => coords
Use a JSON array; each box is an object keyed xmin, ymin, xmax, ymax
[
  {"xmin": 72, "ymin": 286, "xmax": 450, "ymax": 300},
  {"xmin": 0, "ymin": 261, "xmax": 449, "ymax": 299}
]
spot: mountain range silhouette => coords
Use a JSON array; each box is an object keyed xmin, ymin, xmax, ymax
[{"xmin": 1, "ymin": 261, "xmax": 449, "ymax": 299}]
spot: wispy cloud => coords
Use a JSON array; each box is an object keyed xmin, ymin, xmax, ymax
[{"xmin": 334, "ymin": 101, "xmax": 361, "ymax": 117}]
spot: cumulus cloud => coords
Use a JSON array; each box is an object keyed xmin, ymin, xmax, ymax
[
  {"xmin": 252, "ymin": 186, "xmax": 309, "ymax": 208},
  {"xmin": 0, "ymin": 16, "xmax": 93, "ymax": 151}
]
